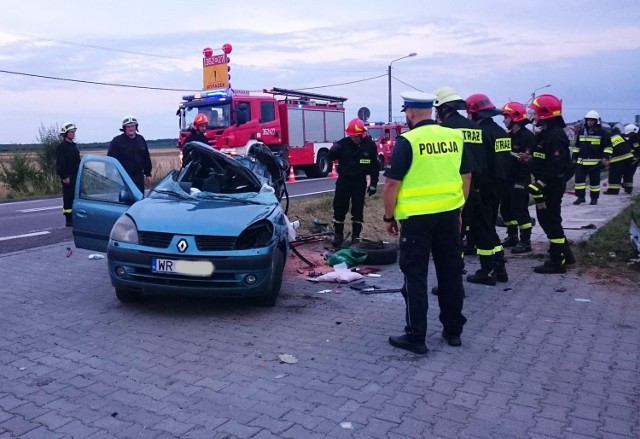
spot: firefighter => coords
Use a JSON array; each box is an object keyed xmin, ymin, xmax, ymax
[
  {"xmin": 572, "ymin": 110, "xmax": 612, "ymax": 205},
  {"xmin": 500, "ymin": 102, "xmax": 535, "ymax": 254},
  {"xmin": 185, "ymin": 113, "xmax": 209, "ymax": 144},
  {"xmin": 108, "ymin": 115, "xmax": 152, "ymax": 193},
  {"xmin": 464, "ymin": 93, "xmax": 512, "ymax": 286},
  {"xmin": 433, "ymin": 86, "xmax": 484, "ymax": 255},
  {"xmin": 383, "ymin": 91, "xmax": 471, "ymax": 353},
  {"xmin": 524, "ymin": 94, "xmax": 575, "ymax": 274},
  {"xmin": 56, "ymin": 122, "xmax": 81, "ymax": 227},
  {"xmin": 605, "ymin": 126, "xmax": 636, "ymax": 194},
  {"xmin": 328, "ymin": 118, "xmax": 380, "ymax": 247},
  {"xmin": 622, "ymin": 124, "xmax": 640, "ymax": 193}
]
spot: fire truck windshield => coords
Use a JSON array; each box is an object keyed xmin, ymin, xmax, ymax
[
  {"xmin": 367, "ymin": 127, "xmax": 383, "ymax": 142},
  {"xmin": 183, "ymin": 103, "xmax": 232, "ymax": 130}
]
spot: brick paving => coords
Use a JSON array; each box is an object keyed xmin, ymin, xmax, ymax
[{"xmin": 0, "ymin": 191, "xmax": 638, "ymax": 438}]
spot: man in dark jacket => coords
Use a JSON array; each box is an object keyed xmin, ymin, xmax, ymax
[
  {"xmin": 328, "ymin": 117, "xmax": 380, "ymax": 247},
  {"xmin": 572, "ymin": 110, "xmax": 611, "ymax": 205},
  {"xmin": 108, "ymin": 115, "xmax": 152, "ymax": 193},
  {"xmin": 56, "ymin": 122, "xmax": 81, "ymax": 227},
  {"xmin": 185, "ymin": 113, "xmax": 209, "ymax": 144}
]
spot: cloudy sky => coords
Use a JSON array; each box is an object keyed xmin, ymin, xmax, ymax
[{"xmin": 1, "ymin": 0, "xmax": 639, "ymax": 144}]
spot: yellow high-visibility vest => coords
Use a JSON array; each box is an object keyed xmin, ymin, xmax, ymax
[{"xmin": 395, "ymin": 124, "xmax": 465, "ymax": 220}]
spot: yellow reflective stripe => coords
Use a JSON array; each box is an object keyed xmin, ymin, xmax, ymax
[
  {"xmin": 611, "ymin": 135, "xmax": 625, "ymax": 146},
  {"xmin": 63, "ymin": 209, "xmax": 72, "ymax": 214},
  {"xmin": 493, "ymin": 245, "xmax": 503, "ymax": 253},
  {"xmin": 504, "ymin": 220, "xmax": 518, "ymax": 226},
  {"xmin": 550, "ymin": 238, "xmax": 565, "ymax": 244},
  {"xmin": 610, "ymin": 153, "xmax": 634, "ymax": 163},
  {"xmin": 520, "ymin": 223, "xmax": 532, "ymax": 230},
  {"xmin": 494, "ymin": 138, "xmax": 511, "ymax": 152},
  {"xmin": 589, "ymin": 187, "xmax": 600, "ymax": 193},
  {"xmin": 533, "ymin": 151, "xmax": 545, "ymax": 159},
  {"xmin": 572, "ymin": 147, "xmax": 581, "ymax": 154},
  {"xmin": 574, "ymin": 184, "xmax": 586, "ymax": 189},
  {"xmin": 577, "ymin": 158, "xmax": 601, "ymax": 165},
  {"xmin": 608, "ymin": 184, "xmax": 621, "ymax": 189},
  {"xmin": 578, "ymin": 136, "xmax": 602, "ymax": 145},
  {"xmin": 477, "ymin": 248, "xmax": 493, "ymax": 256},
  {"xmin": 603, "ymin": 147, "xmax": 613, "ymax": 154},
  {"xmin": 359, "ymin": 159, "xmax": 371, "ymax": 164}
]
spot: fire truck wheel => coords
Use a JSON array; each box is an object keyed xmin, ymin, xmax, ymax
[
  {"xmin": 350, "ymin": 240, "xmax": 398, "ymax": 265},
  {"xmin": 306, "ymin": 150, "xmax": 330, "ymax": 178}
]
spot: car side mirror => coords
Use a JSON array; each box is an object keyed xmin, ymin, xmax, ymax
[{"xmin": 119, "ymin": 190, "xmax": 137, "ymax": 205}]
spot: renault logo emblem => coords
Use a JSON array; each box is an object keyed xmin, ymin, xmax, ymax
[{"xmin": 176, "ymin": 239, "xmax": 188, "ymax": 253}]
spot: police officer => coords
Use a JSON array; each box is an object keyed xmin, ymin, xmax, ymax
[
  {"xmin": 433, "ymin": 86, "xmax": 484, "ymax": 255},
  {"xmin": 56, "ymin": 122, "xmax": 81, "ymax": 227},
  {"xmin": 328, "ymin": 118, "xmax": 380, "ymax": 247},
  {"xmin": 605, "ymin": 128, "xmax": 635, "ymax": 195},
  {"xmin": 108, "ymin": 115, "xmax": 152, "ymax": 193},
  {"xmin": 524, "ymin": 94, "xmax": 575, "ymax": 273},
  {"xmin": 383, "ymin": 91, "xmax": 471, "ymax": 354},
  {"xmin": 573, "ymin": 110, "xmax": 612, "ymax": 205},
  {"xmin": 185, "ymin": 113, "xmax": 209, "ymax": 144},
  {"xmin": 464, "ymin": 94, "xmax": 512, "ymax": 286},
  {"xmin": 500, "ymin": 102, "xmax": 536, "ymax": 254}
]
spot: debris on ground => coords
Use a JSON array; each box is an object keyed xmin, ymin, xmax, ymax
[{"xmin": 278, "ymin": 354, "xmax": 298, "ymax": 364}]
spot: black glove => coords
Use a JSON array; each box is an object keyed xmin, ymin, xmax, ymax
[{"xmin": 367, "ymin": 186, "xmax": 377, "ymax": 197}]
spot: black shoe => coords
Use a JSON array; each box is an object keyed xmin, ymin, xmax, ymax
[
  {"xmin": 442, "ymin": 330, "xmax": 462, "ymax": 347},
  {"xmin": 65, "ymin": 220, "xmax": 73, "ymax": 227},
  {"xmin": 511, "ymin": 241, "xmax": 532, "ymax": 254},
  {"xmin": 589, "ymin": 198, "xmax": 598, "ymax": 205},
  {"xmin": 533, "ymin": 261, "xmax": 566, "ymax": 274},
  {"xmin": 388, "ymin": 334, "xmax": 427, "ymax": 354},
  {"xmin": 495, "ymin": 268, "xmax": 508, "ymax": 283},
  {"xmin": 430, "ymin": 286, "xmax": 439, "ymax": 296},
  {"xmin": 501, "ymin": 236, "xmax": 519, "ymax": 248},
  {"xmin": 466, "ymin": 270, "xmax": 497, "ymax": 286},
  {"xmin": 573, "ymin": 198, "xmax": 586, "ymax": 205}
]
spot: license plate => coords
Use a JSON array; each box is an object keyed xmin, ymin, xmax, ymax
[{"xmin": 152, "ymin": 258, "xmax": 214, "ymax": 277}]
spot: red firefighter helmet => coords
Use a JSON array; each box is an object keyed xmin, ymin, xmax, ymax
[
  {"xmin": 529, "ymin": 94, "xmax": 562, "ymax": 120},
  {"xmin": 466, "ymin": 93, "xmax": 497, "ymax": 114},
  {"xmin": 345, "ymin": 118, "xmax": 366, "ymax": 136},
  {"xmin": 193, "ymin": 113, "xmax": 209, "ymax": 127},
  {"xmin": 502, "ymin": 102, "xmax": 528, "ymax": 123}
]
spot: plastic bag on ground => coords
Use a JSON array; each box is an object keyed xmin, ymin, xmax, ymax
[{"xmin": 326, "ymin": 248, "xmax": 368, "ymax": 267}]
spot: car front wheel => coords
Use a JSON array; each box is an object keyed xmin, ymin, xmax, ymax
[{"xmin": 115, "ymin": 286, "xmax": 142, "ymax": 303}]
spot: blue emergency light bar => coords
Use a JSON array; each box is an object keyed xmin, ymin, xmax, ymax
[{"xmin": 182, "ymin": 89, "xmax": 231, "ymax": 102}]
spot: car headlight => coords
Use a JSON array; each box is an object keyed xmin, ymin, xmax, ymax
[
  {"xmin": 110, "ymin": 214, "xmax": 139, "ymax": 244},
  {"xmin": 235, "ymin": 220, "xmax": 274, "ymax": 249}
]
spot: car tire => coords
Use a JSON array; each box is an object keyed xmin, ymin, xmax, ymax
[
  {"xmin": 306, "ymin": 150, "xmax": 330, "ymax": 178},
  {"xmin": 115, "ymin": 287, "xmax": 141, "ymax": 303},
  {"xmin": 258, "ymin": 249, "xmax": 285, "ymax": 307},
  {"xmin": 350, "ymin": 241, "xmax": 398, "ymax": 265}
]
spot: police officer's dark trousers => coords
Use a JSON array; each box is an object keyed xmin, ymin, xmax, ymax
[
  {"xmin": 399, "ymin": 209, "xmax": 466, "ymax": 342},
  {"xmin": 62, "ymin": 173, "xmax": 77, "ymax": 226},
  {"xmin": 574, "ymin": 164, "xmax": 601, "ymax": 202},
  {"xmin": 333, "ymin": 175, "xmax": 367, "ymax": 238}
]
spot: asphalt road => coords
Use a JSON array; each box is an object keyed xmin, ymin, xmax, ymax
[{"xmin": 0, "ymin": 174, "xmax": 383, "ymax": 255}]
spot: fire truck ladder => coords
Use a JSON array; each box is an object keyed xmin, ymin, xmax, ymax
[{"xmin": 264, "ymin": 87, "xmax": 347, "ymax": 104}]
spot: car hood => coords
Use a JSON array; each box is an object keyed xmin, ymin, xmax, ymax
[{"xmin": 127, "ymin": 198, "xmax": 277, "ymax": 235}]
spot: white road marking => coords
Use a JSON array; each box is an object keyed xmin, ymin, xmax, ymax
[
  {"xmin": 0, "ymin": 231, "xmax": 50, "ymax": 242},
  {"xmin": 17, "ymin": 206, "xmax": 59, "ymax": 213}
]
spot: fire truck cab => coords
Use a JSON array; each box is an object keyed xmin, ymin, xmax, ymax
[
  {"xmin": 177, "ymin": 87, "xmax": 347, "ymax": 178},
  {"xmin": 366, "ymin": 122, "xmax": 409, "ymax": 168}
]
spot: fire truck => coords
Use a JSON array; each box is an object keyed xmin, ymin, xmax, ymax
[
  {"xmin": 365, "ymin": 122, "xmax": 409, "ymax": 167},
  {"xmin": 177, "ymin": 87, "xmax": 347, "ymax": 178}
]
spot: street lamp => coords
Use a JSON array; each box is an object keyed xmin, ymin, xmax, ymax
[
  {"xmin": 388, "ymin": 52, "xmax": 417, "ymax": 123},
  {"xmin": 530, "ymin": 84, "xmax": 551, "ymax": 103}
]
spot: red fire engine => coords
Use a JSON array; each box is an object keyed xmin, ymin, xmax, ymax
[
  {"xmin": 177, "ymin": 87, "xmax": 347, "ymax": 178},
  {"xmin": 365, "ymin": 122, "xmax": 409, "ymax": 167}
]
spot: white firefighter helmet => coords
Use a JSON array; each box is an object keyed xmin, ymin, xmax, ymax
[
  {"xmin": 433, "ymin": 86, "xmax": 463, "ymax": 107},
  {"xmin": 122, "ymin": 115, "xmax": 138, "ymax": 127},
  {"xmin": 625, "ymin": 123, "xmax": 639, "ymax": 135},
  {"xmin": 60, "ymin": 122, "xmax": 77, "ymax": 136},
  {"xmin": 584, "ymin": 110, "xmax": 600, "ymax": 121}
]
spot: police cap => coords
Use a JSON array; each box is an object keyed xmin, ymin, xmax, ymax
[{"xmin": 400, "ymin": 91, "xmax": 436, "ymax": 112}]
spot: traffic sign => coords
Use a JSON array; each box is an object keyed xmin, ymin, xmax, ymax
[
  {"xmin": 358, "ymin": 107, "xmax": 371, "ymax": 122},
  {"xmin": 203, "ymin": 54, "xmax": 229, "ymax": 90}
]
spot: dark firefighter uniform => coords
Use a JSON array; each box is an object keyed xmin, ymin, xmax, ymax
[
  {"xmin": 439, "ymin": 112, "xmax": 484, "ymax": 252},
  {"xmin": 184, "ymin": 128, "xmax": 208, "ymax": 145},
  {"xmin": 605, "ymin": 133, "xmax": 634, "ymax": 194},
  {"xmin": 56, "ymin": 139, "xmax": 81, "ymax": 227},
  {"xmin": 624, "ymin": 129, "xmax": 640, "ymax": 194},
  {"xmin": 466, "ymin": 118, "xmax": 512, "ymax": 285},
  {"xmin": 328, "ymin": 135, "xmax": 379, "ymax": 244},
  {"xmin": 108, "ymin": 133, "xmax": 152, "ymax": 193},
  {"xmin": 500, "ymin": 125, "xmax": 535, "ymax": 253},
  {"xmin": 528, "ymin": 119, "xmax": 575, "ymax": 273},
  {"xmin": 573, "ymin": 123, "xmax": 612, "ymax": 204},
  {"xmin": 384, "ymin": 119, "xmax": 471, "ymax": 351}
]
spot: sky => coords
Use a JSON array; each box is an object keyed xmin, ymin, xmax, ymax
[{"xmin": 1, "ymin": 0, "xmax": 639, "ymax": 144}]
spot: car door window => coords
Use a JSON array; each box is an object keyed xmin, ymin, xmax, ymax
[{"xmin": 80, "ymin": 160, "xmax": 127, "ymax": 203}]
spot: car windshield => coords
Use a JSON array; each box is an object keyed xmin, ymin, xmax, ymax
[{"xmin": 368, "ymin": 127, "xmax": 383, "ymax": 141}]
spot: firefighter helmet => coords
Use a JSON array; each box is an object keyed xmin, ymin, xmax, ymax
[
  {"xmin": 502, "ymin": 102, "xmax": 528, "ymax": 123},
  {"xmin": 122, "ymin": 115, "xmax": 138, "ymax": 127},
  {"xmin": 433, "ymin": 86, "xmax": 462, "ymax": 107},
  {"xmin": 60, "ymin": 122, "xmax": 77, "ymax": 136},
  {"xmin": 466, "ymin": 93, "xmax": 500, "ymax": 116},
  {"xmin": 528, "ymin": 94, "xmax": 562, "ymax": 121},
  {"xmin": 193, "ymin": 113, "xmax": 209, "ymax": 127},
  {"xmin": 345, "ymin": 118, "xmax": 366, "ymax": 136},
  {"xmin": 584, "ymin": 110, "xmax": 600, "ymax": 121},
  {"xmin": 625, "ymin": 124, "xmax": 639, "ymax": 135}
]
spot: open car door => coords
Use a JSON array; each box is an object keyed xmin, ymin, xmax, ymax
[{"xmin": 72, "ymin": 155, "xmax": 143, "ymax": 253}]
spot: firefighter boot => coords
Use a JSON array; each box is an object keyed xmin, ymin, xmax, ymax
[
  {"xmin": 562, "ymin": 242, "xmax": 576, "ymax": 265},
  {"xmin": 534, "ymin": 243, "xmax": 566, "ymax": 274},
  {"xmin": 573, "ymin": 197, "xmax": 586, "ymax": 205},
  {"xmin": 332, "ymin": 222, "xmax": 344, "ymax": 248},
  {"xmin": 350, "ymin": 222, "xmax": 362, "ymax": 245},
  {"xmin": 589, "ymin": 192, "xmax": 599, "ymax": 205},
  {"xmin": 494, "ymin": 250, "xmax": 508, "ymax": 283},
  {"xmin": 511, "ymin": 228, "xmax": 532, "ymax": 254},
  {"xmin": 501, "ymin": 226, "xmax": 519, "ymax": 247},
  {"xmin": 64, "ymin": 213, "xmax": 73, "ymax": 227},
  {"xmin": 466, "ymin": 255, "xmax": 497, "ymax": 286}
]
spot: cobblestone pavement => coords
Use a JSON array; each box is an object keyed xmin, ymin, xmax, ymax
[{"xmin": 0, "ymin": 191, "xmax": 638, "ymax": 438}]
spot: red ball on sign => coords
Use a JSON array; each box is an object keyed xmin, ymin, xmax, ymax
[
  {"xmin": 202, "ymin": 47, "xmax": 213, "ymax": 57},
  {"xmin": 222, "ymin": 43, "xmax": 232, "ymax": 54}
]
